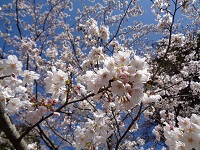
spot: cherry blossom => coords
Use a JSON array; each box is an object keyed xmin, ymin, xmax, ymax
[
  {"xmin": 0, "ymin": 0, "xmax": 199, "ymax": 149},
  {"xmin": 22, "ymin": 70, "xmax": 40, "ymax": 85},
  {"xmin": 6, "ymin": 98, "xmax": 22, "ymax": 114},
  {"xmin": 0, "ymin": 55, "xmax": 22, "ymax": 76}
]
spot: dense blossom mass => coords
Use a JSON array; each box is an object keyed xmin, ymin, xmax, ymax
[{"xmin": 0, "ymin": 0, "xmax": 199, "ymax": 149}]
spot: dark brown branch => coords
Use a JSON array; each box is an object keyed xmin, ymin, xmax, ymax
[
  {"xmin": 15, "ymin": 0, "xmax": 22, "ymax": 39},
  {"xmin": 34, "ymin": 0, "xmax": 63, "ymax": 41},
  {"xmin": 46, "ymin": 121, "xmax": 73, "ymax": 146},
  {"xmin": 115, "ymin": 102, "xmax": 143, "ymax": 150},
  {"xmin": 0, "ymin": 74, "xmax": 15, "ymax": 80},
  {"xmin": 108, "ymin": 0, "xmax": 133, "ymax": 45},
  {"xmin": 111, "ymin": 108, "xmax": 121, "ymax": 138},
  {"xmin": 37, "ymin": 124, "xmax": 57, "ymax": 150},
  {"xmin": 163, "ymin": 0, "xmax": 179, "ymax": 57}
]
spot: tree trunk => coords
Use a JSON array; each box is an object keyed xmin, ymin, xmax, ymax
[{"xmin": 0, "ymin": 103, "xmax": 28, "ymax": 150}]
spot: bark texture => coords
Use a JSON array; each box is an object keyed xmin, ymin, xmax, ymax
[{"xmin": 0, "ymin": 103, "xmax": 28, "ymax": 150}]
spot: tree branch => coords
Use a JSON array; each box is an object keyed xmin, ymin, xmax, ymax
[
  {"xmin": 15, "ymin": 0, "xmax": 22, "ymax": 39},
  {"xmin": 115, "ymin": 102, "xmax": 143, "ymax": 150},
  {"xmin": 18, "ymin": 84, "xmax": 111, "ymax": 141}
]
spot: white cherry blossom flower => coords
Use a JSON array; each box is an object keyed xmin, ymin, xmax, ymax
[
  {"xmin": 52, "ymin": 69, "xmax": 68, "ymax": 86},
  {"xmin": 22, "ymin": 70, "xmax": 40, "ymax": 84},
  {"xmin": 89, "ymin": 24, "xmax": 99, "ymax": 37},
  {"xmin": 114, "ymin": 51, "xmax": 130, "ymax": 66},
  {"xmin": 26, "ymin": 111, "xmax": 40, "ymax": 124},
  {"xmin": 46, "ymin": 48, "xmax": 58, "ymax": 58},
  {"xmin": 190, "ymin": 114, "xmax": 200, "ymax": 126},
  {"xmin": 27, "ymin": 142, "xmax": 38, "ymax": 150},
  {"xmin": 111, "ymin": 80, "xmax": 125, "ymax": 96},
  {"xmin": 3, "ymin": 55, "xmax": 22, "ymax": 75},
  {"xmin": 97, "ymin": 68, "xmax": 112, "ymax": 86},
  {"xmin": 181, "ymin": 132, "xmax": 199, "ymax": 150},
  {"xmin": 7, "ymin": 98, "xmax": 22, "ymax": 114},
  {"xmin": 131, "ymin": 55, "xmax": 146, "ymax": 70},
  {"xmin": 104, "ymin": 57, "xmax": 115, "ymax": 71},
  {"xmin": 99, "ymin": 25, "xmax": 110, "ymax": 41},
  {"xmin": 177, "ymin": 116, "xmax": 191, "ymax": 130}
]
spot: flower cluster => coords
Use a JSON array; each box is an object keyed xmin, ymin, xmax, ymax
[
  {"xmin": 81, "ymin": 46, "xmax": 105, "ymax": 70},
  {"xmin": 79, "ymin": 50, "xmax": 150, "ymax": 110},
  {"xmin": 0, "ymin": 55, "xmax": 22, "ymax": 76},
  {"xmin": 44, "ymin": 66, "xmax": 68, "ymax": 101},
  {"xmin": 26, "ymin": 105, "xmax": 48, "ymax": 124},
  {"xmin": 163, "ymin": 114, "xmax": 200, "ymax": 150},
  {"xmin": 85, "ymin": 18, "xmax": 110, "ymax": 41},
  {"xmin": 0, "ymin": 56, "xmax": 24, "ymax": 113},
  {"xmin": 0, "ymin": 55, "xmax": 40, "ymax": 117},
  {"xmin": 73, "ymin": 111, "xmax": 112, "ymax": 149}
]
